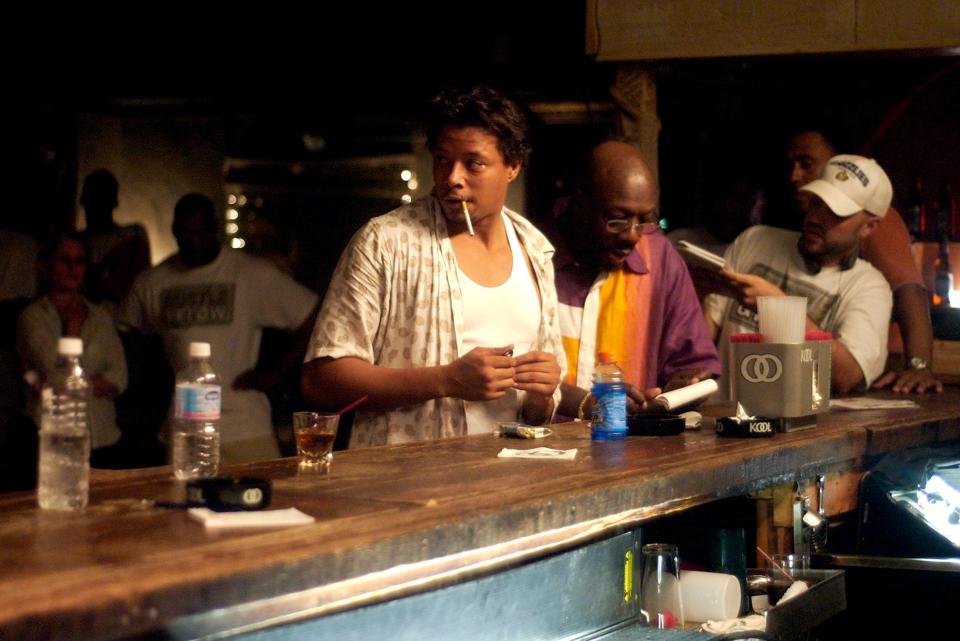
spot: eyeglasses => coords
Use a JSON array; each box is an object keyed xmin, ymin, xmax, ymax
[{"xmin": 604, "ymin": 219, "xmax": 661, "ymax": 235}]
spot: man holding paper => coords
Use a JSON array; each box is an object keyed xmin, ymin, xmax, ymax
[
  {"xmin": 545, "ymin": 141, "xmax": 721, "ymax": 418},
  {"xmin": 704, "ymin": 155, "xmax": 894, "ymax": 394},
  {"xmin": 785, "ymin": 129, "xmax": 939, "ymax": 394}
]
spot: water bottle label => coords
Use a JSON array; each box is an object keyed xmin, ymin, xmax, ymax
[
  {"xmin": 176, "ymin": 384, "xmax": 221, "ymax": 420},
  {"xmin": 592, "ymin": 384, "xmax": 627, "ymax": 435}
]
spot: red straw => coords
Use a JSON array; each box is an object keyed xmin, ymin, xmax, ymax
[
  {"xmin": 336, "ymin": 395, "xmax": 369, "ymax": 416},
  {"xmin": 756, "ymin": 546, "xmax": 796, "ymax": 582}
]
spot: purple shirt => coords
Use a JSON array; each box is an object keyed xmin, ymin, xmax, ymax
[{"xmin": 546, "ymin": 217, "xmax": 721, "ymax": 390}]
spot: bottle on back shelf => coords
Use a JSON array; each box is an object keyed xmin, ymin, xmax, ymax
[
  {"xmin": 591, "ymin": 351, "xmax": 628, "ymax": 440},
  {"xmin": 172, "ymin": 342, "xmax": 221, "ymax": 479},
  {"xmin": 937, "ymin": 178, "xmax": 959, "ymax": 242},
  {"xmin": 933, "ymin": 234, "xmax": 954, "ymax": 307},
  {"xmin": 905, "ymin": 176, "xmax": 924, "ymax": 241},
  {"xmin": 38, "ymin": 337, "xmax": 91, "ymax": 510}
]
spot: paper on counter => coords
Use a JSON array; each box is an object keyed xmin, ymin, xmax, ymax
[
  {"xmin": 830, "ymin": 398, "xmax": 919, "ymax": 410},
  {"xmin": 497, "ymin": 447, "xmax": 577, "ymax": 461},
  {"xmin": 652, "ymin": 379, "xmax": 718, "ymax": 412},
  {"xmin": 188, "ymin": 507, "xmax": 315, "ymax": 529}
]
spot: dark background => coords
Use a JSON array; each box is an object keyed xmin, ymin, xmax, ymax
[
  {"xmin": 3, "ymin": 2, "xmax": 958, "ymax": 461},
  {"xmin": 10, "ymin": 6, "xmax": 957, "ymax": 252}
]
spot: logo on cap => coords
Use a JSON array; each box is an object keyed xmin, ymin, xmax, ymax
[
  {"xmin": 835, "ymin": 171, "xmax": 849, "ymax": 182},
  {"xmin": 830, "ymin": 160, "xmax": 870, "ymax": 186}
]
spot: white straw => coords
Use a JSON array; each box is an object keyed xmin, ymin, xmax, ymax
[{"xmin": 462, "ymin": 200, "xmax": 475, "ymax": 236}]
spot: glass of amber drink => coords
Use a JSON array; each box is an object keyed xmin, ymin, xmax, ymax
[{"xmin": 292, "ymin": 412, "xmax": 339, "ymax": 473}]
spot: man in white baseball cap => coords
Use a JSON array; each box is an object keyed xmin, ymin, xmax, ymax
[
  {"xmin": 786, "ymin": 132, "xmax": 940, "ymax": 395},
  {"xmin": 704, "ymin": 154, "xmax": 894, "ymax": 395},
  {"xmin": 800, "ymin": 154, "xmax": 893, "ymax": 217},
  {"xmin": 794, "ymin": 154, "xmax": 891, "ymax": 265}
]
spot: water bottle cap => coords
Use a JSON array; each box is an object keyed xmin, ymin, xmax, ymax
[
  {"xmin": 58, "ymin": 337, "xmax": 83, "ymax": 356},
  {"xmin": 189, "ymin": 342, "xmax": 211, "ymax": 358},
  {"xmin": 597, "ymin": 351, "xmax": 616, "ymax": 365}
]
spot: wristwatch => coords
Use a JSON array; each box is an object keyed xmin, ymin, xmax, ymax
[{"xmin": 906, "ymin": 356, "xmax": 929, "ymax": 370}]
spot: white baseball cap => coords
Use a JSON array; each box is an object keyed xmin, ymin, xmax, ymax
[{"xmin": 799, "ymin": 154, "xmax": 893, "ymax": 218}]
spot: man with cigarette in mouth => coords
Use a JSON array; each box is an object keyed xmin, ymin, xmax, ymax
[
  {"xmin": 704, "ymin": 154, "xmax": 894, "ymax": 395},
  {"xmin": 302, "ymin": 86, "xmax": 563, "ymax": 447},
  {"xmin": 545, "ymin": 141, "xmax": 720, "ymax": 419}
]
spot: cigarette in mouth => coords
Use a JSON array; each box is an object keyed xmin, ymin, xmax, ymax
[{"xmin": 462, "ymin": 200, "xmax": 475, "ymax": 236}]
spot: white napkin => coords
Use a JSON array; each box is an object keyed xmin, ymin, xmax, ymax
[
  {"xmin": 188, "ymin": 507, "xmax": 315, "ymax": 529},
  {"xmin": 497, "ymin": 447, "xmax": 577, "ymax": 461},
  {"xmin": 727, "ymin": 402, "xmax": 756, "ymax": 422},
  {"xmin": 701, "ymin": 614, "xmax": 766, "ymax": 634},
  {"xmin": 779, "ymin": 579, "xmax": 809, "ymax": 603}
]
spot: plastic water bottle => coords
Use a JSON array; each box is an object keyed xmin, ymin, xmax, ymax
[
  {"xmin": 591, "ymin": 351, "xmax": 627, "ymax": 440},
  {"xmin": 172, "ymin": 342, "xmax": 221, "ymax": 479},
  {"xmin": 38, "ymin": 337, "xmax": 91, "ymax": 510}
]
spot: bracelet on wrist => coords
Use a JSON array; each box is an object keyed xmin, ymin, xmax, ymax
[{"xmin": 576, "ymin": 392, "xmax": 592, "ymax": 421}]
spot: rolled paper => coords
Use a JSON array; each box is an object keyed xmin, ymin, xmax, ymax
[
  {"xmin": 653, "ymin": 379, "xmax": 719, "ymax": 412},
  {"xmin": 462, "ymin": 200, "xmax": 475, "ymax": 236}
]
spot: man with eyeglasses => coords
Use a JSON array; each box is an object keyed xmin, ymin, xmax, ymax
[{"xmin": 545, "ymin": 141, "xmax": 720, "ymax": 418}]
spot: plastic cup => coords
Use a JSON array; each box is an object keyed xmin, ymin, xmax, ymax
[
  {"xmin": 680, "ymin": 570, "xmax": 742, "ymax": 623},
  {"xmin": 757, "ymin": 296, "xmax": 807, "ymax": 343}
]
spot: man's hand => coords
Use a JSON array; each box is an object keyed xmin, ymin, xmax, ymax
[
  {"xmin": 721, "ymin": 271, "xmax": 785, "ymax": 308},
  {"xmin": 626, "ymin": 383, "xmax": 662, "ymax": 415},
  {"xmin": 872, "ymin": 368, "xmax": 943, "ymax": 394},
  {"xmin": 513, "ymin": 351, "xmax": 561, "ymax": 396},
  {"xmin": 515, "ymin": 350, "xmax": 562, "ymax": 424},
  {"xmin": 663, "ymin": 367, "xmax": 714, "ymax": 392},
  {"xmin": 443, "ymin": 346, "xmax": 516, "ymax": 401}
]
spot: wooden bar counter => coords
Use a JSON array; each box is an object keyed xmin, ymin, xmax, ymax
[{"xmin": 2, "ymin": 389, "xmax": 959, "ymax": 640}]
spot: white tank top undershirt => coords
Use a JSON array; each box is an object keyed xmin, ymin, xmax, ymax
[{"xmin": 457, "ymin": 212, "xmax": 542, "ymax": 434}]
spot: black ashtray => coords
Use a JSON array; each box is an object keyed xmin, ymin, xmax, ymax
[
  {"xmin": 715, "ymin": 417, "xmax": 776, "ymax": 438},
  {"xmin": 185, "ymin": 476, "xmax": 272, "ymax": 511},
  {"xmin": 628, "ymin": 414, "xmax": 685, "ymax": 436}
]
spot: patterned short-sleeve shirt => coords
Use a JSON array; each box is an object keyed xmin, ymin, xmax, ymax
[{"xmin": 307, "ymin": 196, "xmax": 565, "ymax": 448}]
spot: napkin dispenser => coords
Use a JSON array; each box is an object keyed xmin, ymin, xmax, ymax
[{"xmin": 729, "ymin": 333, "xmax": 831, "ymax": 432}]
